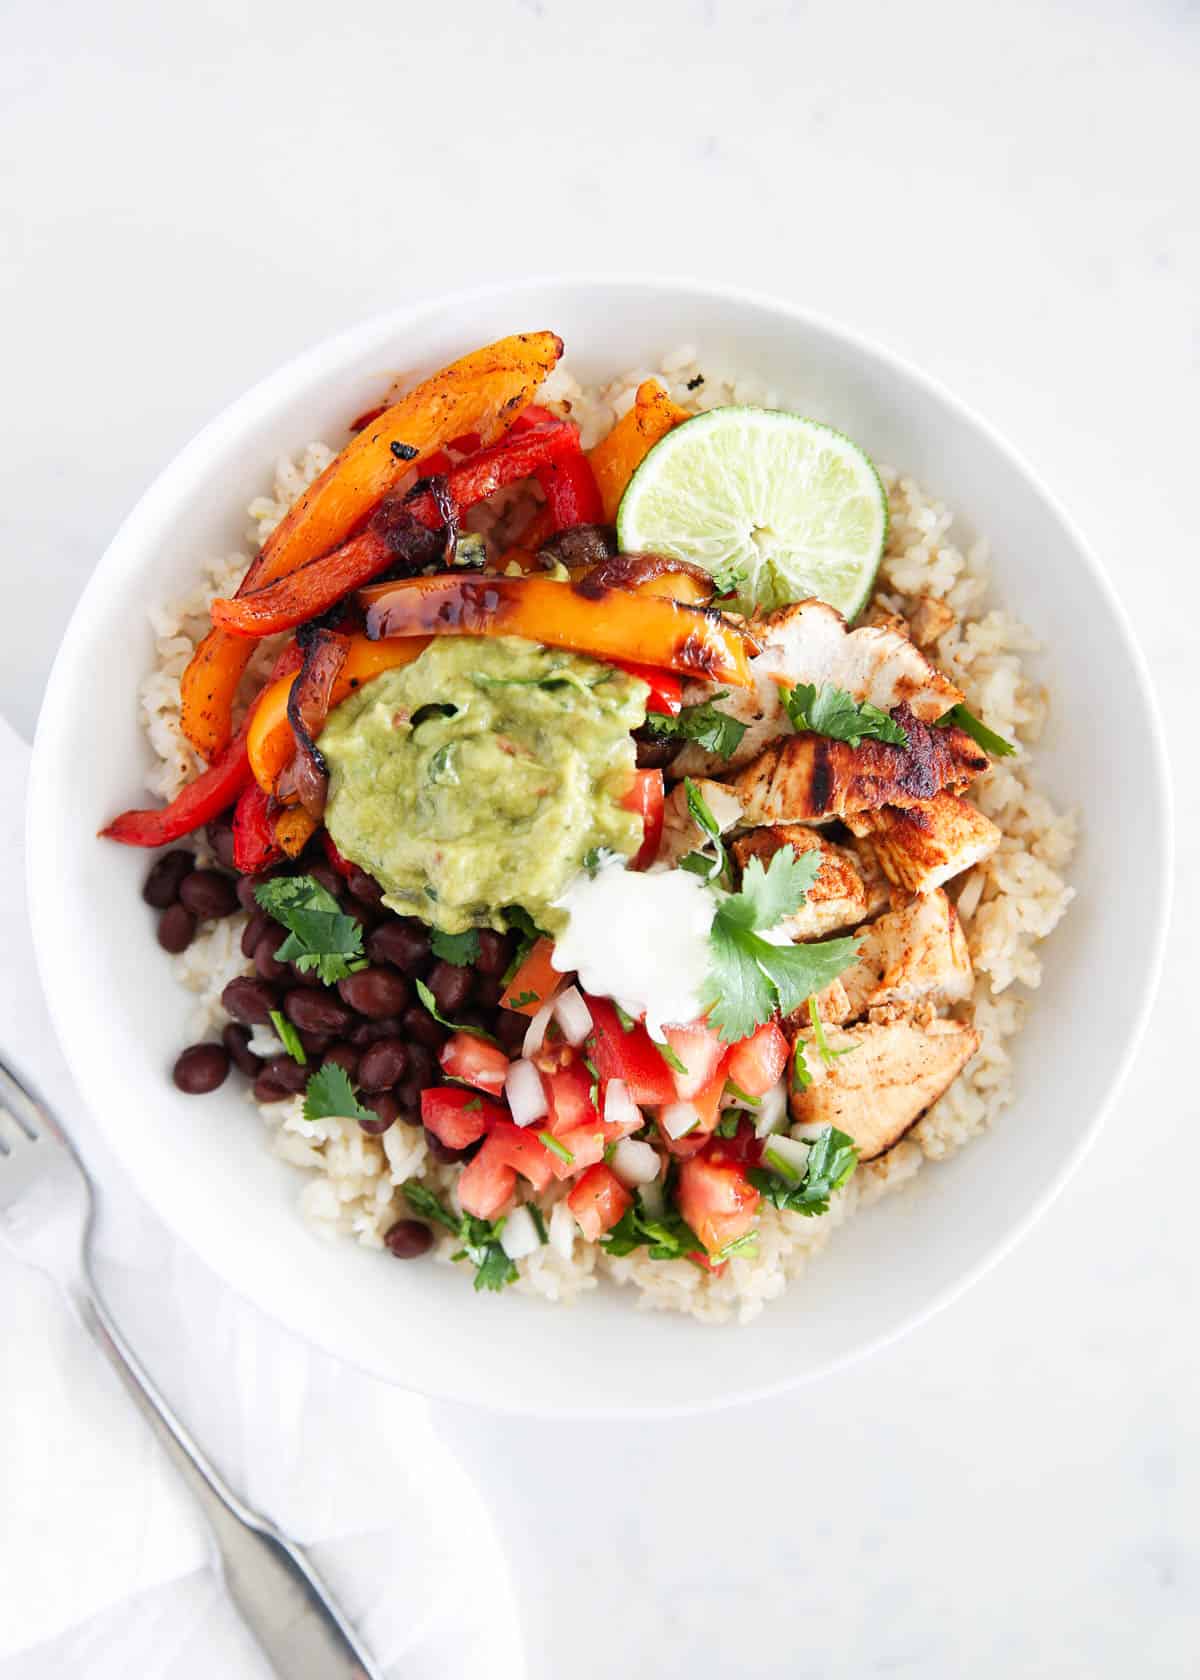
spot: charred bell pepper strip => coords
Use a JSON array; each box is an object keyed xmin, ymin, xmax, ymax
[
  {"xmin": 401, "ymin": 420, "xmax": 583, "ymax": 532},
  {"xmin": 613, "ymin": 662, "xmax": 682, "ymax": 716},
  {"xmin": 358, "ymin": 574, "xmax": 755, "ymax": 689},
  {"xmin": 536, "ymin": 451, "xmax": 604, "ymax": 530},
  {"xmin": 273, "ymin": 805, "xmax": 319, "ymax": 858},
  {"xmin": 102, "ymin": 643, "xmax": 303, "ymax": 847},
  {"xmin": 247, "ymin": 634, "xmax": 432, "ymax": 795},
  {"xmin": 232, "ymin": 782, "xmax": 283, "ymax": 873},
  {"xmin": 178, "ymin": 332, "xmax": 563, "ymax": 761},
  {"xmin": 588, "ymin": 379, "xmax": 691, "ymax": 521}
]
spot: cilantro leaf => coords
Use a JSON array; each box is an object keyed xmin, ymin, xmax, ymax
[
  {"xmin": 937, "ymin": 702, "xmax": 1016, "ymax": 757},
  {"xmin": 682, "ymin": 778, "xmax": 730, "ymax": 884},
  {"xmin": 402, "ymin": 1183, "xmax": 462, "ymax": 1236},
  {"xmin": 499, "ymin": 905, "xmax": 543, "ymax": 986},
  {"xmin": 712, "ymin": 559, "xmax": 746, "ymax": 598},
  {"xmin": 718, "ymin": 848, "xmax": 820, "ymax": 933},
  {"xmin": 700, "ymin": 919, "xmax": 780, "ymax": 1042},
  {"xmin": 806, "ymin": 995, "xmax": 859, "ymax": 1066},
  {"xmin": 415, "ymin": 978, "xmax": 499, "ymax": 1045},
  {"xmin": 430, "ymin": 927, "xmax": 481, "ymax": 966},
  {"xmin": 753, "ymin": 933, "xmax": 863, "ymax": 1020},
  {"xmin": 254, "ymin": 875, "xmax": 367, "ymax": 986},
  {"xmin": 655, "ymin": 1039, "xmax": 688, "ymax": 1077},
  {"xmin": 455, "ymin": 1215, "xmax": 518, "ymax": 1292},
  {"xmin": 269, "ymin": 1009, "xmax": 307, "ymax": 1065},
  {"xmin": 749, "ymin": 1125, "xmax": 858, "ymax": 1217},
  {"xmin": 716, "ymin": 1109, "xmax": 741, "ymax": 1138},
  {"xmin": 583, "ymin": 846, "xmax": 621, "ymax": 878},
  {"xmin": 528, "ymin": 1202, "xmax": 549, "ymax": 1245},
  {"xmin": 644, "ymin": 694, "xmax": 748, "ymax": 760},
  {"xmin": 537, "ymin": 1131, "xmax": 574, "ymax": 1164},
  {"xmin": 303, "ymin": 1064, "xmax": 378, "ymax": 1125},
  {"xmin": 782, "ymin": 682, "xmax": 909, "ymax": 749},
  {"xmin": 601, "ymin": 1202, "xmax": 704, "ymax": 1263},
  {"xmin": 791, "ymin": 1038, "xmax": 812, "ymax": 1092}
]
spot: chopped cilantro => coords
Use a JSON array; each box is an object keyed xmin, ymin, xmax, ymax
[
  {"xmin": 711, "ymin": 559, "xmax": 746, "ymax": 597},
  {"xmin": 716, "ymin": 1109, "xmax": 741, "ymax": 1138},
  {"xmin": 644, "ymin": 693, "xmax": 748, "ymax": 761},
  {"xmin": 269, "ymin": 1009, "xmax": 307, "ymax": 1065},
  {"xmin": 583, "ymin": 1055, "xmax": 600, "ymax": 1107},
  {"xmin": 724, "ymin": 1079, "xmax": 760, "ymax": 1108},
  {"xmin": 749, "ymin": 1124, "xmax": 858, "ymax": 1217},
  {"xmin": 601, "ymin": 1201, "xmax": 704, "ymax": 1263},
  {"xmin": 528, "ymin": 1202, "xmax": 549, "ymax": 1245},
  {"xmin": 782, "ymin": 682, "xmax": 909, "ymax": 749},
  {"xmin": 463, "ymin": 1096, "xmax": 483, "ymax": 1113},
  {"xmin": 414, "ymin": 978, "xmax": 499, "ymax": 1045},
  {"xmin": 430, "ymin": 927, "xmax": 481, "ymax": 966},
  {"xmin": 806, "ymin": 995, "xmax": 858, "ymax": 1066},
  {"xmin": 403, "ymin": 1185, "xmax": 518, "ymax": 1290},
  {"xmin": 507, "ymin": 989, "xmax": 538, "ymax": 1009},
  {"xmin": 681, "ymin": 777, "xmax": 730, "ymax": 884},
  {"xmin": 499, "ymin": 905, "xmax": 543, "ymax": 986},
  {"xmin": 537, "ymin": 1131, "xmax": 573, "ymax": 1165},
  {"xmin": 303, "ymin": 1064, "xmax": 378, "ymax": 1125},
  {"xmin": 656, "ymin": 1039, "xmax": 688, "ymax": 1077},
  {"xmin": 402, "ymin": 1183, "xmax": 462, "ymax": 1236},
  {"xmin": 254, "ymin": 875, "xmax": 367, "ymax": 986},
  {"xmin": 613, "ymin": 1002, "xmax": 637, "ymax": 1033},
  {"xmin": 791, "ymin": 1038, "xmax": 812, "ymax": 1092},
  {"xmin": 937, "ymin": 702, "xmax": 1017, "ymax": 757},
  {"xmin": 583, "ymin": 846, "xmax": 622, "ymax": 878}
]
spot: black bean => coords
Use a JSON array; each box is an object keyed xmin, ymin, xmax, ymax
[
  {"xmin": 401, "ymin": 1003, "xmax": 447, "ymax": 1050},
  {"xmin": 298, "ymin": 1028, "xmax": 333, "ymax": 1056},
  {"xmin": 358, "ymin": 1091, "xmax": 400, "ymax": 1135},
  {"xmin": 207, "ymin": 821, "xmax": 237, "ymax": 871},
  {"xmin": 241, "ymin": 909, "xmax": 273, "ymax": 958},
  {"xmin": 157, "ymin": 903, "xmax": 196, "ymax": 954},
  {"xmin": 284, "ymin": 988, "xmax": 352, "ymax": 1036},
  {"xmin": 179, "ymin": 869, "xmax": 239, "ymax": 920},
  {"xmin": 143, "ymin": 850, "xmax": 195, "ymax": 909},
  {"xmin": 358, "ymin": 1038, "xmax": 409, "ymax": 1091},
  {"xmin": 424, "ymin": 1129, "xmax": 469, "ymax": 1164},
  {"xmin": 237, "ymin": 868, "xmax": 285, "ymax": 912},
  {"xmin": 474, "ymin": 975, "xmax": 504, "ymax": 1010},
  {"xmin": 306, "ymin": 863, "xmax": 345, "ymax": 900},
  {"xmin": 337, "ymin": 966, "xmax": 410, "ymax": 1019},
  {"xmin": 384, "ymin": 1218, "xmax": 433, "ymax": 1258},
  {"xmin": 474, "ymin": 929, "xmax": 512, "ymax": 977},
  {"xmin": 223, "ymin": 1022, "xmax": 263, "ymax": 1078},
  {"xmin": 347, "ymin": 1015, "xmax": 404, "ymax": 1047},
  {"xmin": 405, "ymin": 1043, "xmax": 436, "ymax": 1092},
  {"xmin": 495, "ymin": 1009, "xmax": 528, "ymax": 1053},
  {"xmin": 222, "ymin": 976, "xmax": 280, "ymax": 1025},
  {"xmin": 260, "ymin": 1054, "xmax": 309, "ymax": 1095},
  {"xmin": 254, "ymin": 1069, "xmax": 295, "ymax": 1103},
  {"xmin": 346, "ymin": 865, "xmax": 384, "ymax": 906},
  {"xmin": 323, "ymin": 1042, "xmax": 360, "ymax": 1080},
  {"xmin": 367, "ymin": 919, "xmax": 430, "ymax": 973},
  {"xmin": 173, "ymin": 1042, "xmax": 230, "ymax": 1094},
  {"xmin": 425, "ymin": 960, "xmax": 473, "ymax": 1015},
  {"xmin": 254, "ymin": 930, "xmax": 292, "ymax": 983},
  {"xmin": 393, "ymin": 1090, "xmax": 423, "ymax": 1126}
]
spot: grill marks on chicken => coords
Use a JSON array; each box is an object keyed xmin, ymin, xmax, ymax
[{"xmin": 845, "ymin": 791, "xmax": 1000, "ymax": 894}]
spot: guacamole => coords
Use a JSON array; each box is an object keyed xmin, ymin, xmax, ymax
[{"xmin": 320, "ymin": 637, "xmax": 648, "ymax": 935}]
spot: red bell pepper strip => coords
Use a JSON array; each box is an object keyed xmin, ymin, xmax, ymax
[
  {"xmin": 231, "ymin": 781, "xmax": 284, "ymax": 874},
  {"xmin": 536, "ymin": 452, "xmax": 604, "ymax": 530},
  {"xmin": 402, "ymin": 418, "xmax": 582, "ymax": 530},
  {"xmin": 322, "ymin": 831, "xmax": 356, "ymax": 880},
  {"xmin": 614, "ymin": 662, "xmax": 683, "ymax": 716}
]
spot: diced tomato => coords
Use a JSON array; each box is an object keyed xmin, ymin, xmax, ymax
[
  {"xmin": 621, "ymin": 769, "xmax": 664, "ymax": 871},
  {"xmin": 546, "ymin": 1125, "xmax": 608, "ymax": 1181},
  {"xmin": 727, "ymin": 1020, "xmax": 789, "ymax": 1098},
  {"xmin": 720, "ymin": 1118, "xmax": 765, "ymax": 1169},
  {"xmin": 438, "ymin": 1033, "xmax": 510, "ymax": 1096},
  {"xmin": 321, "ymin": 830, "xmax": 357, "ymax": 880},
  {"xmin": 419, "ymin": 1087, "xmax": 502, "ymax": 1150},
  {"xmin": 478, "ymin": 1121, "xmax": 556, "ymax": 1193},
  {"xmin": 587, "ymin": 997, "xmax": 676, "ymax": 1107},
  {"xmin": 614, "ymin": 662, "xmax": 683, "ymax": 716},
  {"xmin": 457, "ymin": 1148, "xmax": 517, "ymax": 1220},
  {"xmin": 499, "ymin": 937, "xmax": 561, "ymax": 1015},
  {"xmin": 663, "ymin": 1020, "xmax": 729, "ymax": 1100},
  {"xmin": 543, "ymin": 1060, "xmax": 599, "ymax": 1136},
  {"xmin": 677, "ymin": 1147, "xmax": 760, "ymax": 1257},
  {"xmin": 661, "ymin": 1130, "xmax": 709, "ymax": 1161},
  {"xmin": 689, "ymin": 1251, "xmax": 729, "ymax": 1276},
  {"xmin": 566, "ymin": 1164, "xmax": 632, "ymax": 1240},
  {"xmin": 659, "ymin": 1063, "xmax": 728, "ymax": 1156}
]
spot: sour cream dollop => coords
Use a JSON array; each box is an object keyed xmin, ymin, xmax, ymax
[{"xmin": 552, "ymin": 866, "xmax": 716, "ymax": 1039}]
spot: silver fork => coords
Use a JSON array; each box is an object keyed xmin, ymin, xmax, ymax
[{"xmin": 0, "ymin": 1057, "xmax": 384, "ymax": 1679}]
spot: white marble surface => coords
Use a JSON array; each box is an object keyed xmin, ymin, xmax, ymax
[{"xmin": 3, "ymin": 1, "xmax": 1196, "ymax": 1674}]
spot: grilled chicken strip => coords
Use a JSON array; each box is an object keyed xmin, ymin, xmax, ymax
[
  {"xmin": 845, "ymin": 791, "xmax": 1000, "ymax": 894},
  {"xmin": 837, "ymin": 889, "xmax": 972, "ymax": 1019},
  {"xmin": 655, "ymin": 777, "xmax": 744, "ymax": 869},
  {"xmin": 730, "ymin": 708, "xmax": 989, "ymax": 827},
  {"xmin": 672, "ymin": 599, "xmax": 965, "ymax": 778},
  {"xmin": 787, "ymin": 1017, "xmax": 981, "ymax": 1160},
  {"xmin": 732, "ymin": 824, "xmax": 890, "ymax": 940}
]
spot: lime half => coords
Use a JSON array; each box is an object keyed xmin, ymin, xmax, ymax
[{"xmin": 616, "ymin": 406, "xmax": 887, "ymax": 619}]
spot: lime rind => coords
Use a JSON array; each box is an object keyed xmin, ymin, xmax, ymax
[{"xmin": 615, "ymin": 406, "xmax": 888, "ymax": 621}]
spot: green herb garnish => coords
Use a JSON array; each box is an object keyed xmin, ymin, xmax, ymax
[
  {"xmin": 269, "ymin": 1009, "xmax": 307, "ymax": 1065},
  {"xmin": 791, "ymin": 1038, "xmax": 812, "ymax": 1092},
  {"xmin": 937, "ymin": 702, "xmax": 1016, "ymax": 757},
  {"xmin": 724, "ymin": 1079, "xmax": 760, "ymax": 1108},
  {"xmin": 679, "ymin": 778, "xmax": 731, "ymax": 885},
  {"xmin": 782, "ymin": 682, "xmax": 909, "ymax": 749},
  {"xmin": 430, "ymin": 927, "xmax": 481, "ymax": 966},
  {"xmin": 499, "ymin": 905, "xmax": 543, "ymax": 986},
  {"xmin": 254, "ymin": 875, "xmax": 367, "ymax": 987},
  {"xmin": 806, "ymin": 995, "xmax": 858, "ymax": 1066},
  {"xmin": 716, "ymin": 1109, "xmax": 741, "ymax": 1138},
  {"xmin": 403, "ymin": 1185, "xmax": 518, "ymax": 1290},
  {"xmin": 644, "ymin": 693, "xmax": 748, "ymax": 761},
  {"xmin": 602, "ymin": 1201, "xmax": 704, "ymax": 1263},
  {"xmin": 415, "ymin": 978, "xmax": 499, "ymax": 1045},
  {"xmin": 402, "ymin": 1183, "xmax": 462, "ymax": 1236},
  {"xmin": 613, "ymin": 1002, "xmax": 637, "ymax": 1032},
  {"xmin": 528, "ymin": 1202, "xmax": 549, "ymax": 1245},
  {"xmin": 749, "ymin": 1124, "xmax": 858, "ymax": 1217},
  {"xmin": 303, "ymin": 1064, "xmax": 378, "ymax": 1125},
  {"xmin": 656, "ymin": 1040, "xmax": 688, "ymax": 1077},
  {"xmin": 537, "ymin": 1131, "xmax": 574, "ymax": 1165},
  {"xmin": 583, "ymin": 846, "xmax": 622, "ymax": 878}
]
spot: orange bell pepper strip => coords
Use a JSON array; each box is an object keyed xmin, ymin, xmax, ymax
[
  {"xmin": 588, "ymin": 380, "xmax": 691, "ymax": 522},
  {"xmin": 179, "ymin": 330, "xmax": 563, "ymax": 762},
  {"xmin": 273, "ymin": 805, "xmax": 319, "ymax": 858},
  {"xmin": 500, "ymin": 938, "xmax": 562, "ymax": 1015},
  {"xmin": 358, "ymin": 574, "xmax": 754, "ymax": 689},
  {"xmin": 247, "ymin": 634, "xmax": 431, "ymax": 795}
]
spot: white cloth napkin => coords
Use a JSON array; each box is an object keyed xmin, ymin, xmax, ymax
[{"xmin": 0, "ymin": 713, "xmax": 524, "ymax": 1679}]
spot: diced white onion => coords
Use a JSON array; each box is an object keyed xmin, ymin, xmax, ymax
[
  {"xmin": 603, "ymin": 1077, "xmax": 641, "ymax": 1133},
  {"xmin": 522, "ymin": 996, "xmax": 556, "ymax": 1059},
  {"xmin": 500, "ymin": 1205, "xmax": 541, "ymax": 1261},
  {"xmin": 504, "ymin": 1058, "xmax": 548, "ymax": 1128},
  {"xmin": 753, "ymin": 1079, "xmax": 789, "ymax": 1138},
  {"xmin": 763, "ymin": 1135, "xmax": 811, "ymax": 1181},
  {"xmin": 660, "ymin": 1100, "xmax": 700, "ymax": 1140},
  {"xmin": 638, "ymin": 1180, "xmax": 665, "ymax": 1221},
  {"xmin": 549, "ymin": 1200, "xmax": 576, "ymax": 1259},
  {"xmin": 552, "ymin": 985, "xmax": 593, "ymax": 1047},
  {"xmin": 791, "ymin": 1121, "xmax": 833, "ymax": 1144},
  {"xmin": 610, "ymin": 1137, "xmax": 661, "ymax": 1188}
]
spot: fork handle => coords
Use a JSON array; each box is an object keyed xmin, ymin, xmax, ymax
[{"xmin": 68, "ymin": 1280, "xmax": 382, "ymax": 1680}]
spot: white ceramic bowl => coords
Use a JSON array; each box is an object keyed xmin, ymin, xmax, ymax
[{"xmin": 28, "ymin": 279, "xmax": 1170, "ymax": 1416}]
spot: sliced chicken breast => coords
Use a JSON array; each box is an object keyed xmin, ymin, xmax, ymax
[
  {"xmin": 845, "ymin": 791, "xmax": 1000, "ymax": 894},
  {"xmin": 729, "ymin": 710, "xmax": 989, "ymax": 827},
  {"xmin": 732, "ymin": 824, "xmax": 890, "ymax": 940},
  {"xmin": 837, "ymin": 889, "xmax": 973, "ymax": 1018},
  {"xmin": 787, "ymin": 1017, "xmax": 981, "ymax": 1160},
  {"xmin": 655, "ymin": 777, "xmax": 744, "ymax": 870},
  {"xmin": 672, "ymin": 599, "xmax": 965, "ymax": 778}
]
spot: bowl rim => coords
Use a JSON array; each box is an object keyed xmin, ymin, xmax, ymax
[{"xmin": 26, "ymin": 275, "xmax": 1174, "ymax": 1415}]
